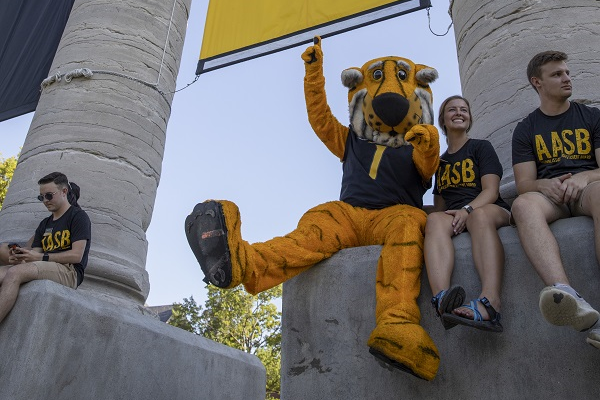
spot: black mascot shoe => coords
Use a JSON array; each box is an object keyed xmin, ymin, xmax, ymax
[
  {"xmin": 184, "ymin": 201, "xmax": 233, "ymax": 288},
  {"xmin": 368, "ymin": 347, "xmax": 425, "ymax": 381}
]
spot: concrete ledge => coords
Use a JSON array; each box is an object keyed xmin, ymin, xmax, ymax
[
  {"xmin": 0, "ymin": 281, "xmax": 265, "ymax": 400},
  {"xmin": 282, "ymin": 216, "xmax": 600, "ymax": 399}
]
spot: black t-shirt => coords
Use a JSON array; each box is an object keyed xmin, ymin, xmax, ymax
[
  {"xmin": 433, "ymin": 138, "xmax": 510, "ymax": 211},
  {"xmin": 32, "ymin": 206, "xmax": 92, "ymax": 286},
  {"xmin": 512, "ymin": 102, "xmax": 600, "ymax": 178},
  {"xmin": 340, "ymin": 127, "xmax": 429, "ymax": 209}
]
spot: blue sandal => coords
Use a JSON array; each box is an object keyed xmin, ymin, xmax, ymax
[
  {"xmin": 431, "ymin": 285, "xmax": 465, "ymax": 330},
  {"xmin": 443, "ymin": 297, "xmax": 503, "ymax": 333}
]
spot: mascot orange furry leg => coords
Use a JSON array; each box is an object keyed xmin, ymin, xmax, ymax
[
  {"xmin": 365, "ymin": 205, "xmax": 439, "ymax": 381},
  {"xmin": 186, "ymin": 200, "xmax": 361, "ymax": 294}
]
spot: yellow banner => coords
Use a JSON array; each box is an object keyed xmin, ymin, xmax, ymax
[{"xmin": 197, "ymin": 0, "xmax": 431, "ymax": 74}]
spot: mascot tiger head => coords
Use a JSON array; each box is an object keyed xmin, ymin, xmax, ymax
[{"xmin": 341, "ymin": 56, "xmax": 438, "ymax": 148}]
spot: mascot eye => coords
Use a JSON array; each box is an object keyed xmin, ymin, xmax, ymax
[
  {"xmin": 373, "ymin": 70, "xmax": 383, "ymax": 80},
  {"xmin": 397, "ymin": 70, "xmax": 407, "ymax": 80}
]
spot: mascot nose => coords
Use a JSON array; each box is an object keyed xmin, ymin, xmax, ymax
[{"xmin": 372, "ymin": 93, "xmax": 410, "ymax": 127}]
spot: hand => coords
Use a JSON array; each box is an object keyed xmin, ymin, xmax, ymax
[
  {"xmin": 301, "ymin": 36, "xmax": 323, "ymax": 69},
  {"xmin": 562, "ymin": 173, "xmax": 588, "ymax": 204},
  {"xmin": 405, "ymin": 124, "xmax": 438, "ymax": 154},
  {"xmin": 445, "ymin": 208, "xmax": 469, "ymax": 235},
  {"xmin": 9, "ymin": 247, "xmax": 40, "ymax": 264},
  {"xmin": 539, "ymin": 173, "xmax": 571, "ymax": 204}
]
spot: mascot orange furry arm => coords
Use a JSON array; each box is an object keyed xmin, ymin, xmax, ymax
[{"xmin": 185, "ymin": 37, "xmax": 441, "ymax": 380}]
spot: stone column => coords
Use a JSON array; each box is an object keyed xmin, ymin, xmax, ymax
[
  {"xmin": 0, "ymin": 0, "xmax": 191, "ymax": 305},
  {"xmin": 450, "ymin": 0, "xmax": 600, "ymax": 198}
]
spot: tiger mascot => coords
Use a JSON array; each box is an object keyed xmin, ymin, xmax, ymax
[{"xmin": 185, "ymin": 37, "xmax": 441, "ymax": 380}]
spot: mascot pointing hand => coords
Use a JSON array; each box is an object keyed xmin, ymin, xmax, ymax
[{"xmin": 185, "ymin": 37, "xmax": 441, "ymax": 380}]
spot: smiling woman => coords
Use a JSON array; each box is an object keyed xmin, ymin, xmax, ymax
[{"xmin": 424, "ymin": 95, "xmax": 510, "ymax": 334}]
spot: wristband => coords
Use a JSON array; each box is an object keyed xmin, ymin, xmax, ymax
[
  {"xmin": 42, "ymin": 253, "xmax": 49, "ymax": 261},
  {"xmin": 462, "ymin": 205, "xmax": 474, "ymax": 214}
]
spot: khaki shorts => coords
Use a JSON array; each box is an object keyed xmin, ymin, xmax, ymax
[
  {"xmin": 30, "ymin": 261, "xmax": 78, "ymax": 289},
  {"xmin": 510, "ymin": 180, "xmax": 600, "ymax": 226}
]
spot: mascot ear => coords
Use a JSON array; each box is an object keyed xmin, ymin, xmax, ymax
[
  {"xmin": 341, "ymin": 67, "xmax": 363, "ymax": 89},
  {"xmin": 415, "ymin": 65, "xmax": 439, "ymax": 85}
]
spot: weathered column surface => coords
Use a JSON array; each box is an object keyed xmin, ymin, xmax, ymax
[
  {"xmin": 451, "ymin": 0, "xmax": 600, "ymax": 197},
  {"xmin": 0, "ymin": 0, "xmax": 191, "ymax": 305}
]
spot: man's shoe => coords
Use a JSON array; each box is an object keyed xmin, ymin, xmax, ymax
[
  {"xmin": 586, "ymin": 328, "xmax": 600, "ymax": 349},
  {"xmin": 539, "ymin": 286, "xmax": 600, "ymax": 332}
]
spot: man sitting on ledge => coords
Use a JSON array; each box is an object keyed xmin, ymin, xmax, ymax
[
  {"xmin": 511, "ymin": 50, "xmax": 600, "ymax": 349},
  {"xmin": 0, "ymin": 172, "xmax": 91, "ymax": 323}
]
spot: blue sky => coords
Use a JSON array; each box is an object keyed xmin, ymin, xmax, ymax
[{"xmin": 0, "ymin": 0, "xmax": 461, "ymax": 306}]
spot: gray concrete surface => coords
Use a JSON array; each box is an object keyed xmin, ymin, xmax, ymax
[
  {"xmin": 451, "ymin": 0, "xmax": 600, "ymax": 187},
  {"xmin": 282, "ymin": 216, "xmax": 600, "ymax": 399},
  {"xmin": 0, "ymin": 280, "xmax": 266, "ymax": 400},
  {"xmin": 0, "ymin": 0, "xmax": 192, "ymax": 305}
]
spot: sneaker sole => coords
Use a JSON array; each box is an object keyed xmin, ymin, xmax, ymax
[
  {"xmin": 539, "ymin": 287, "xmax": 600, "ymax": 332},
  {"xmin": 184, "ymin": 201, "xmax": 233, "ymax": 288}
]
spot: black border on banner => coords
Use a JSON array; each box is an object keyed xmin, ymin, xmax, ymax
[{"xmin": 196, "ymin": 0, "xmax": 432, "ymax": 75}]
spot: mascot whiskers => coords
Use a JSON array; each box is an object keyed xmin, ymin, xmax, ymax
[{"xmin": 185, "ymin": 37, "xmax": 441, "ymax": 380}]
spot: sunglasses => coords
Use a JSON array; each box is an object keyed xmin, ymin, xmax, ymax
[{"xmin": 37, "ymin": 191, "xmax": 58, "ymax": 202}]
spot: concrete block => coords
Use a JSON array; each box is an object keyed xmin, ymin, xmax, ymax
[
  {"xmin": 282, "ymin": 216, "xmax": 600, "ymax": 399},
  {"xmin": 0, "ymin": 281, "xmax": 265, "ymax": 400}
]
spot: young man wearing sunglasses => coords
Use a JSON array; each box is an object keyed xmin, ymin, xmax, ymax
[{"xmin": 0, "ymin": 172, "xmax": 91, "ymax": 323}]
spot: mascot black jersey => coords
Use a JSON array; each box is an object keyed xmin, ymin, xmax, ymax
[{"xmin": 340, "ymin": 127, "xmax": 428, "ymax": 210}]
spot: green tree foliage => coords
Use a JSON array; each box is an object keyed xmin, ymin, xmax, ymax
[
  {"xmin": 169, "ymin": 285, "xmax": 282, "ymax": 399},
  {"xmin": 0, "ymin": 153, "xmax": 18, "ymax": 210}
]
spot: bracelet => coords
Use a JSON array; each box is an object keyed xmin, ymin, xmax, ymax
[
  {"xmin": 462, "ymin": 205, "xmax": 474, "ymax": 214},
  {"xmin": 42, "ymin": 253, "xmax": 49, "ymax": 261}
]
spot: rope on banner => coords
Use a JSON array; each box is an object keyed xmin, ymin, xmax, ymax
[{"xmin": 426, "ymin": 6, "xmax": 453, "ymax": 37}]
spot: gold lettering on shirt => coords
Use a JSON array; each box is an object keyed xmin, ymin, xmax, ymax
[
  {"xmin": 551, "ymin": 131, "xmax": 563, "ymax": 158},
  {"xmin": 536, "ymin": 135, "xmax": 551, "ymax": 160},
  {"xmin": 41, "ymin": 230, "xmax": 72, "ymax": 252},
  {"xmin": 437, "ymin": 158, "xmax": 476, "ymax": 191},
  {"xmin": 534, "ymin": 128, "xmax": 592, "ymax": 163},
  {"xmin": 462, "ymin": 158, "xmax": 475, "ymax": 182},
  {"xmin": 562, "ymin": 130, "xmax": 575, "ymax": 155},
  {"xmin": 576, "ymin": 128, "xmax": 591, "ymax": 154},
  {"xmin": 451, "ymin": 162, "xmax": 460, "ymax": 184}
]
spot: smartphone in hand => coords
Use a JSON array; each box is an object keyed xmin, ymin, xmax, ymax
[{"xmin": 8, "ymin": 243, "xmax": 22, "ymax": 253}]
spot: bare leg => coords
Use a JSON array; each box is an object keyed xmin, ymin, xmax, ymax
[
  {"xmin": 0, "ymin": 265, "xmax": 12, "ymax": 284},
  {"xmin": 0, "ymin": 263, "xmax": 38, "ymax": 323},
  {"xmin": 0, "ymin": 244, "xmax": 10, "ymax": 266},
  {"xmin": 511, "ymin": 192, "xmax": 570, "ymax": 286},
  {"xmin": 454, "ymin": 205, "xmax": 509, "ymax": 319},
  {"xmin": 424, "ymin": 212, "xmax": 456, "ymax": 295}
]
